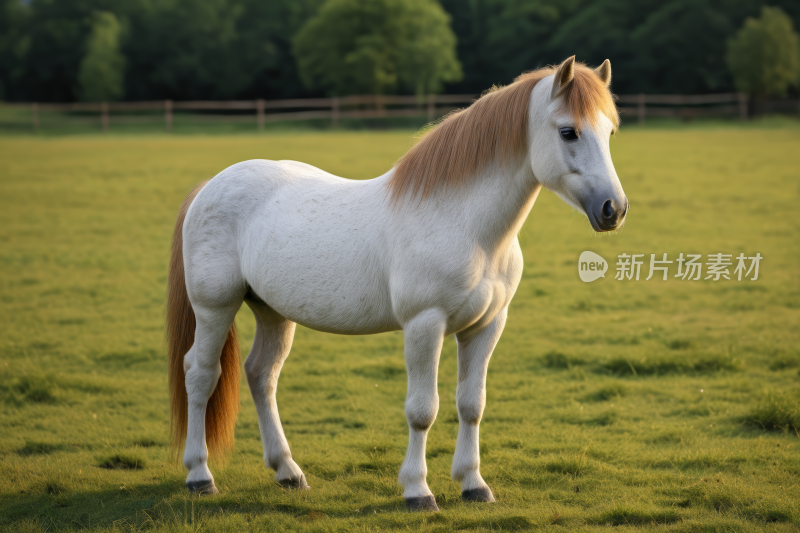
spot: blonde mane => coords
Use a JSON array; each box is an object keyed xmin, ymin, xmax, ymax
[{"xmin": 389, "ymin": 63, "xmax": 619, "ymax": 203}]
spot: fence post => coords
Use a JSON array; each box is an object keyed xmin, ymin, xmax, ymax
[
  {"xmin": 375, "ymin": 94, "xmax": 385, "ymax": 116},
  {"xmin": 257, "ymin": 99, "xmax": 265, "ymax": 130},
  {"xmin": 637, "ymin": 93, "xmax": 645, "ymax": 124},
  {"xmin": 737, "ymin": 93, "xmax": 748, "ymax": 120},
  {"xmin": 332, "ymin": 97, "xmax": 339, "ymax": 129},
  {"xmin": 680, "ymin": 94, "xmax": 691, "ymax": 121},
  {"xmin": 101, "ymin": 102, "xmax": 109, "ymax": 132},
  {"xmin": 165, "ymin": 100, "xmax": 173, "ymax": 131},
  {"xmin": 427, "ymin": 94, "xmax": 434, "ymax": 121},
  {"xmin": 32, "ymin": 102, "xmax": 40, "ymax": 132}
]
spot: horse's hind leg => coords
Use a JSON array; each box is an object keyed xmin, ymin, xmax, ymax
[
  {"xmin": 244, "ymin": 299, "xmax": 308, "ymax": 489},
  {"xmin": 183, "ymin": 303, "xmax": 240, "ymax": 495},
  {"xmin": 451, "ymin": 309, "xmax": 507, "ymax": 503}
]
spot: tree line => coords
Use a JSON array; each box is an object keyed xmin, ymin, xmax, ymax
[{"xmin": 0, "ymin": 0, "xmax": 798, "ymax": 103}]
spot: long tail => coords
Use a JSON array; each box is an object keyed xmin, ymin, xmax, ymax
[{"xmin": 167, "ymin": 180, "xmax": 240, "ymax": 460}]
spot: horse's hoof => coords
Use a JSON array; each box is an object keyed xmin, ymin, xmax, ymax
[
  {"xmin": 187, "ymin": 479, "xmax": 219, "ymax": 496},
  {"xmin": 462, "ymin": 487, "xmax": 495, "ymax": 502},
  {"xmin": 278, "ymin": 474, "xmax": 310, "ymax": 490},
  {"xmin": 405, "ymin": 495, "xmax": 439, "ymax": 512}
]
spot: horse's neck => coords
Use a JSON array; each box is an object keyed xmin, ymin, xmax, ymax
[
  {"xmin": 438, "ymin": 159, "xmax": 541, "ymax": 251},
  {"xmin": 450, "ymin": 93, "xmax": 547, "ymax": 251}
]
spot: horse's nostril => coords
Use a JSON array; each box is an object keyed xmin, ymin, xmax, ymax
[{"xmin": 602, "ymin": 199, "xmax": 615, "ymax": 219}]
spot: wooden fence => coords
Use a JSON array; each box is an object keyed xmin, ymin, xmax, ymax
[
  {"xmin": 616, "ymin": 93, "xmax": 749, "ymax": 122},
  {"xmin": 14, "ymin": 94, "xmax": 476, "ymax": 132},
  {"xmin": 3, "ymin": 92, "xmax": 798, "ymax": 132}
]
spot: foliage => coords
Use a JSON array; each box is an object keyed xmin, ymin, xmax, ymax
[
  {"xmin": 293, "ymin": 0, "xmax": 461, "ymax": 96},
  {"xmin": 2, "ymin": 0, "xmax": 95, "ymax": 102},
  {"xmin": 726, "ymin": 6, "xmax": 800, "ymax": 98},
  {"xmin": 2, "ymin": 0, "xmax": 800, "ymax": 101},
  {"xmin": 121, "ymin": 0, "xmax": 323, "ymax": 101},
  {"xmin": 233, "ymin": 0, "xmax": 326, "ymax": 100},
  {"xmin": 1, "ymin": 126, "xmax": 799, "ymax": 530},
  {"xmin": 76, "ymin": 11, "xmax": 124, "ymax": 102},
  {"xmin": 0, "ymin": 0, "xmax": 27, "ymax": 100},
  {"xmin": 440, "ymin": 0, "xmax": 800, "ymax": 95},
  {"xmin": 0, "ymin": 0, "xmax": 324, "ymax": 102},
  {"xmin": 121, "ymin": 0, "xmax": 263, "ymax": 100}
]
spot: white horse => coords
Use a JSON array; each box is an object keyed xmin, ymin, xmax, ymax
[{"xmin": 166, "ymin": 56, "xmax": 627, "ymax": 511}]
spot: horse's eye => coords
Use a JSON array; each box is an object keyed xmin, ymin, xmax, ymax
[{"xmin": 560, "ymin": 127, "xmax": 579, "ymax": 141}]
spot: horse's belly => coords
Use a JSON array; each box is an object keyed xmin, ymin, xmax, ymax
[
  {"xmin": 243, "ymin": 237, "xmax": 398, "ymax": 335},
  {"xmin": 265, "ymin": 279, "xmax": 399, "ymax": 335},
  {"xmin": 235, "ymin": 170, "xmax": 399, "ymax": 334}
]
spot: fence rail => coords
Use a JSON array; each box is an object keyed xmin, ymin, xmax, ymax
[
  {"xmin": 3, "ymin": 92, "xmax": 799, "ymax": 132},
  {"xmin": 615, "ymin": 93, "xmax": 750, "ymax": 122},
  {"xmin": 5, "ymin": 95, "xmax": 475, "ymax": 132}
]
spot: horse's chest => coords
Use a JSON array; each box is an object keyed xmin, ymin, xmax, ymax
[
  {"xmin": 445, "ymin": 274, "xmax": 509, "ymax": 333},
  {"xmin": 443, "ymin": 247, "xmax": 522, "ymax": 334}
]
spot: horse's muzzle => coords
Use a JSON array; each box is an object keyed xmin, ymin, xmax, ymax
[{"xmin": 588, "ymin": 197, "xmax": 628, "ymax": 232}]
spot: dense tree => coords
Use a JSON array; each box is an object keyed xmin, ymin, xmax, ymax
[
  {"xmin": 2, "ymin": 0, "xmax": 800, "ymax": 102},
  {"xmin": 726, "ymin": 6, "xmax": 800, "ymax": 98},
  {"xmin": 5, "ymin": 0, "xmax": 94, "ymax": 102},
  {"xmin": 0, "ymin": 0, "xmax": 27, "ymax": 100},
  {"xmin": 439, "ymin": 0, "xmax": 567, "ymax": 93},
  {"xmin": 234, "ymin": 0, "xmax": 325, "ymax": 100},
  {"xmin": 547, "ymin": 0, "xmax": 747, "ymax": 94},
  {"xmin": 122, "ymin": 0, "xmax": 271, "ymax": 100},
  {"xmin": 122, "ymin": 0, "xmax": 324, "ymax": 100},
  {"xmin": 1, "ymin": 0, "xmax": 146, "ymax": 102},
  {"xmin": 0, "ymin": 0, "xmax": 322, "ymax": 102},
  {"xmin": 438, "ymin": 0, "xmax": 800, "ymax": 95},
  {"xmin": 77, "ymin": 11, "xmax": 124, "ymax": 102},
  {"xmin": 293, "ymin": 0, "xmax": 461, "ymax": 96}
]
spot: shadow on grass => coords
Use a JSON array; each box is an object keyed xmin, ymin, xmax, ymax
[
  {"xmin": 540, "ymin": 351, "xmax": 739, "ymax": 377},
  {"xmin": 97, "ymin": 453, "xmax": 147, "ymax": 470},
  {"xmin": 583, "ymin": 383, "xmax": 627, "ymax": 402},
  {"xmin": 453, "ymin": 515, "xmax": 533, "ymax": 530},
  {"xmin": 600, "ymin": 355, "xmax": 739, "ymax": 376},
  {"xmin": 0, "ymin": 480, "xmax": 186, "ymax": 531},
  {"xmin": 743, "ymin": 392, "xmax": 800, "ymax": 435},
  {"xmin": 587, "ymin": 506, "xmax": 681, "ymax": 526},
  {"xmin": 17, "ymin": 441, "xmax": 68, "ymax": 456},
  {"xmin": 679, "ymin": 484, "xmax": 796, "ymax": 524}
]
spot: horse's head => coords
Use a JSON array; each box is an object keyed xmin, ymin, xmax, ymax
[{"xmin": 529, "ymin": 56, "xmax": 628, "ymax": 232}]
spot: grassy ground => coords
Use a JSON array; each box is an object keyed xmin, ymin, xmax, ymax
[{"xmin": 0, "ymin": 125, "xmax": 798, "ymax": 532}]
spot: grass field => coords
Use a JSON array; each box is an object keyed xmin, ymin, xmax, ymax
[{"xmin": 0, "ymin": 125, "xmax": 799, "ymax": 532}]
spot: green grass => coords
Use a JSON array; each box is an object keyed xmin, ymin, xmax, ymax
[{"xmin": 0, "ymin": 126, "xmax": 798, "ymax": 532}]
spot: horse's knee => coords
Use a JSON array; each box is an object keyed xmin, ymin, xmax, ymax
[
  {"xmin": 184, "ymin": 359, "xmax": 222, "ymax": 403},
  {"xmin": 406, "ymin": 394, "xmax": 439, "ymax": 432},
  {"xmin": 457, "ymin": 393, "xmax": 485, "ymax": 426},
  {"xmin": 243, "ymin": 357, "xmax": 262, "ymax": 382}
]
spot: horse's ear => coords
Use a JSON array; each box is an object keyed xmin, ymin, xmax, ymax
[
  {"xmin": 595, "ymin": 59, "xmax": 611, "ymax": 86},
  {"xmin": 551, "ymin": 56, "xmax": 576, "ymax": 99}
]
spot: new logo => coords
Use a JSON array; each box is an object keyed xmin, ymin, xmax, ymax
[{"xmin": 579, "ymin": 251, "xmax": 608, "ymax": 282}]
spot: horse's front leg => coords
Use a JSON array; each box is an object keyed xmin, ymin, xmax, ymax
[
  {"xmin": 451, "ymin": 308, "xmax": 507, "ymax": 502},
  {"xmin": 398, "ymin": 309, "xmax": 446, "ymax": 512}
]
